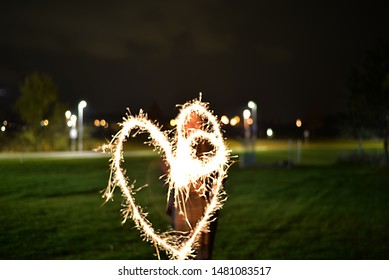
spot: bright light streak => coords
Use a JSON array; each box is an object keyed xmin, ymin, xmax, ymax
[
  {"xmin": 78, "ymin": 100, "xmax": 87, "ymax": 151},
  {"xmin": 100, "ymin": 97, "xmax": 231, "ymax": 260}
]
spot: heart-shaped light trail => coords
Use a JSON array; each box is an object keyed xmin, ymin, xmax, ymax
[{"xmin": 101, "ymin": 97, "xmax": 231, "ymax": 260}]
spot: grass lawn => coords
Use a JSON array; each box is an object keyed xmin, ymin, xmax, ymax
[{"xmin": 0, "ymin": 140, "xmax": 388, "ymax": 259}]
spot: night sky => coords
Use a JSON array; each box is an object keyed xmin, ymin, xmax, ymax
[{"xmin": 1, "ymin": 1, "xmax": 389, "ymax": 123}]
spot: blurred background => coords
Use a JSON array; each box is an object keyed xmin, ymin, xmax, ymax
[
  {"xmin": 1, "ymin": 1, "xmax": 389, "ymax": 260},
  {"xmin": 0, "ymin": 0, "xmax": 388, "ymax": 153}
]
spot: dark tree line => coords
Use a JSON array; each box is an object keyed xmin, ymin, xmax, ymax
[{"xmin": 346, "ymin": 41, "xmax": 389, "ymax": 163}]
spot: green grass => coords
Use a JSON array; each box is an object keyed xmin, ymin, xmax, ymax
[
  {"xmin": 218, "ymin": 164, "xmax": 389, "ymax": 259},
  {"xmin": 0, "ymin": 141, "xmax": 388, "ymax": 259}
]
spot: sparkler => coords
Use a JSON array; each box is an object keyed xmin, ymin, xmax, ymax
[{"xmin": 101, "ymin": 97, "xmax": 231, "ymax": 260}]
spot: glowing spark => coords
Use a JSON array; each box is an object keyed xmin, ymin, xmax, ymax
[{"xmin": 101, "ymin": 97, "xmax": 231, "ymax": 260}]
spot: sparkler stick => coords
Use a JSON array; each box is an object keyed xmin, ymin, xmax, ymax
[{"xmin": 101, "ymin": 97, "xmax": 231, "ymax": 259}]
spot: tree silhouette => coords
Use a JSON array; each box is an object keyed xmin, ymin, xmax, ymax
[
  {"xmin": 346, "ymin": 42, "xmax": 389, "ymax": 163},
  {"xmin": 14, "ymin": 72, "xmax": 63, "ymax": 150}
]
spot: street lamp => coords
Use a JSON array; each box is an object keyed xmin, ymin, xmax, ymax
[
  {"xmin": 65, "ymin": 110, "xmax": 71, "ymax": 120},
  {"xmin": 68, "ymin": 114, "xmax": 78, "ymax": 152},
  {"xmin": 78, "ymin": 100, "xmax": 87, "ymax": 152},
  {"xmin": 296, "ymin": 118, "xmax": 302, "ymax": 128},
  {"xmin": 65, "ymin": 110, "xmax": 74, "ymax": 151},
  {"xmin": 242, "ymin": 107, "xmax": 256, "ymax": 167},
  {"xmin": 248, "ymin": 101, "xmax": 257, "ymax": 143},
  {"xmin": 243, "ymin": 109, "xmax": 251, "ymax": 148}
]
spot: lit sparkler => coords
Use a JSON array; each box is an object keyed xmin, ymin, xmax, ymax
[{"xmin": 101, "ymin": 97, "xmax": 231, "ymax": 260}]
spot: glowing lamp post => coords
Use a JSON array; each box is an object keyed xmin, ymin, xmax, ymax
[
  {"xmin": 78, "ymin": 100, "xmax": 87, "ymax": 152},
  {"xmin": 65, "ymin": 110, "xmax": 76, "ymax": 151},
  {"xmin": 65, "ymin": 110, "xmax": 71, "ymax": 120},
  {"xmin": 248, "ymin": 101, "xmax": 257, "ymax": 143},
  {"xmin": 69, "ymin": 114, "xmax": 77, "ymax": 152},
  {"xmin": 243, "ymin": 109, "xmax": 251, "ymax": 147},
  {"xmin": 242, "ymin": 106, "xmax": 256, "ymax": 167}
]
